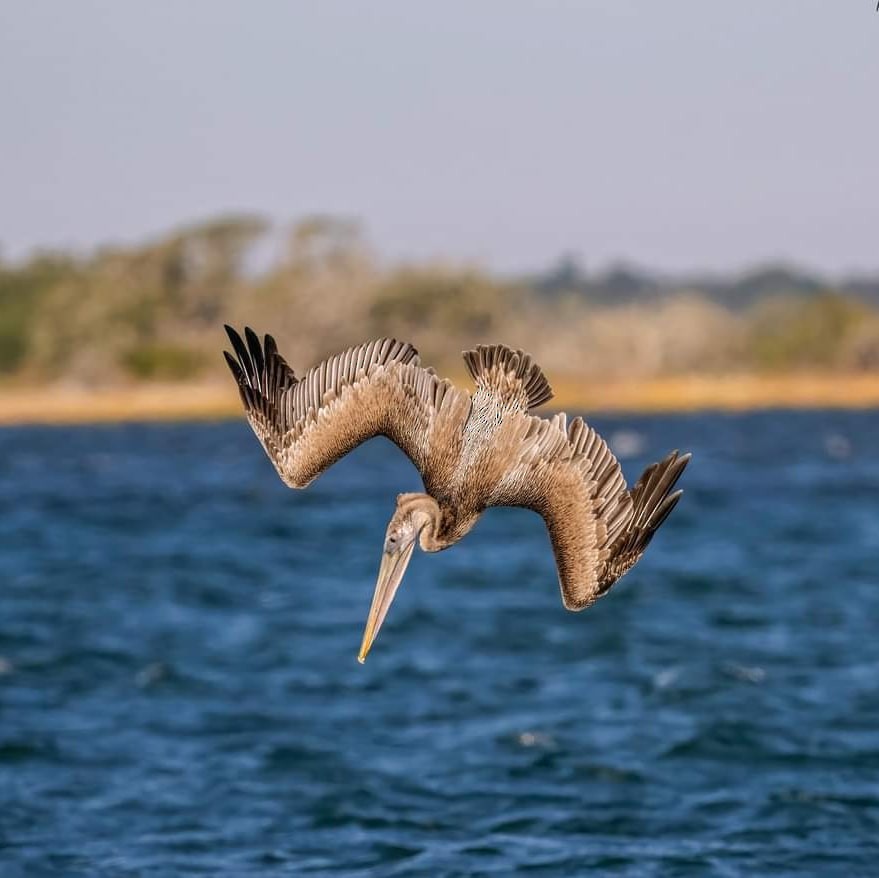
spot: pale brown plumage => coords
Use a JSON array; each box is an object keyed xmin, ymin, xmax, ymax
[{"xmin": 224, "ymin": 326, "xmax": 689, "ymax": 612}]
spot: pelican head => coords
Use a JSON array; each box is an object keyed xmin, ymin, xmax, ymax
[{"xmin": 357, "ymin": 493, "xmax": 440, "ymax": 663}]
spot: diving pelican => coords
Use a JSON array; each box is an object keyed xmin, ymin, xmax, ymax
[{"xmin": 223, "ymin": 327, "xmax": 690, "ymax": 662}]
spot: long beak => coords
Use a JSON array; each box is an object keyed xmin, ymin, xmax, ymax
[{"xmin": 357, "ymin": 539, "xmax": 416, "ymax": 663}]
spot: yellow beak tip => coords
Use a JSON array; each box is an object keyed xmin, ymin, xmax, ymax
[{"xmin": 357, "ymin": 653, "xmax": 367, "ymax": 665}]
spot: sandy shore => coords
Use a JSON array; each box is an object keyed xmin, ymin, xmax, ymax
[
  {"xmin": 0, "ymin": 383, "xmax": 239, "ymax": 426},
  {"xmin": 1, "ymin": 373, "xmax": 878, "ymax": 426},
  {"xmin": 548, "ymin": 373, "xmax": 879, "ymax": 413}
]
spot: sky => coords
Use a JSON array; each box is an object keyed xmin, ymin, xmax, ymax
[{"xmin": 1, "ymin": 1, "xmax": 877, "ymax": 275}]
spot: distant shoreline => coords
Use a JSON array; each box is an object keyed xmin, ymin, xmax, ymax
[{"xmin": 1, "ymin": 373, "xmax": 878, "ymax": 426}]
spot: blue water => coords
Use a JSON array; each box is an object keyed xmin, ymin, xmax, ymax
[{"xmin": 1, "ymin": 412, "xmax": 878, "ymax": 876}]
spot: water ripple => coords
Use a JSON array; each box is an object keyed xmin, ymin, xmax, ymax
[{"xmin": 1, "ymin": 412, "xmax": 878, "ymax": 874}]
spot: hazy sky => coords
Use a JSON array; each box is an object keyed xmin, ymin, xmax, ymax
[{"xmin": 1, "ymin": 1, "xmax": 877, "ymax": 274}]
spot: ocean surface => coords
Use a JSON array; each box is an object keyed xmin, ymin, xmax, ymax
[{"xmin": 1, "ymin": 411, "xmax": 878, "ymax": 876}]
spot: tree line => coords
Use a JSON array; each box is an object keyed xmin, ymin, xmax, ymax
[{"xmin": 2, "ymin": 214, "xmax": 878, "ymax": 386}]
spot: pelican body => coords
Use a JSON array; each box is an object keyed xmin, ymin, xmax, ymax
[{"xmin": 223, "ymin": 328, "xmax": 690, "ymax": 662}]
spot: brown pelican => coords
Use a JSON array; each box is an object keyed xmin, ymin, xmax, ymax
[{"xmin": 223, "ymin": 327, "xmax": 690, "ymax": 662}]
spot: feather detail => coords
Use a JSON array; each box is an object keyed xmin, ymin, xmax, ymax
[{"xmin": 462, "ymin": 344, "xmax": 553, "ymax": 410}]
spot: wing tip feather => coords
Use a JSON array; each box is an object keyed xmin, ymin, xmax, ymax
[{"xmin": 461, "ymin": 342, "xmax": 553, "ymax": 409}]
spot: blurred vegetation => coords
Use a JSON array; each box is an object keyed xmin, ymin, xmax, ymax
[
  {"xmin": 121, "ymin": 344, "xmax": 206, "ymax": 380},
  {"xmin": 2, "ymin": 213, "xmax": 879, "ymax": 387}
]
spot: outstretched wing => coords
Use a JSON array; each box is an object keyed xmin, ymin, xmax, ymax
[
  {"xmin": 223, "ymin": 326, "xmax": 469, "ymax": 489},
  {"xmin": 462, "ymin": 343, "xmax": 553, "ymax": 411},
  {"xmin": 490, "ymin": 413, "xmax": 689, "ymax": 610},
  {"xmin": 597, "ymin": 449, "xmax": 690, "ymax": 590}
]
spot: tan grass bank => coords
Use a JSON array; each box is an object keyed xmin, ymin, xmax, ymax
[{"xmin": 0, "ymin": 373, "xmax": 878, "ymax": 427}]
